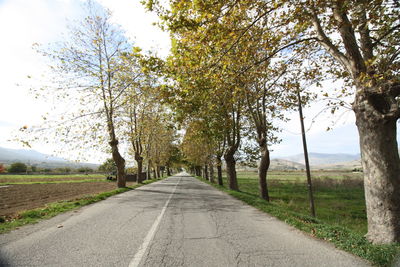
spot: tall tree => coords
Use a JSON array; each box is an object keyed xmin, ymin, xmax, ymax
[
  {"xmin": 29, "ymin": 2, "xmax": 134, "ymax": 188},
  {"xmin": 280, "ymin": 0, "xmax": 400, "ymax": 244}
]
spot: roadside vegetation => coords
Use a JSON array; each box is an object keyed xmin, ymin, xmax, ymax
[
  {"xmin": 235, "ymin": 171, "xmax": 366, "ymax": 233},
  {"xmin": 197, "ymin": 170, "xmax": 399, "ymax": 267}
]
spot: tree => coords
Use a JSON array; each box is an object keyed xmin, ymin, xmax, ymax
[
  {"xmin": 153, "ymin": 1, "xmax": 250, "ymax": 190},
  {"xmin": 29, "ymin": 2, "xmax": 138, "ymax": 188},
  {"xmin": 8, "ymin": 162, "xmax": 27, "ymax": 173},
  {"xmin": 99, "ymin": 158, "xmax": 117, "ymax": 173},
  {"xmin": 181, "ymin": 120, "xmax": 214, "ymax": 177},
  {"xmin": 276, "ymin": 0, "xmax": 400, "ymax": 244},
  {"xmin": 123, "ymin": 51, "xmax": 165, "ymax": 183}
]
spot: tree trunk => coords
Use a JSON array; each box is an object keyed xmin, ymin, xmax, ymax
[
  {"xmin": 167, "ymin": 167, "xmax": 171, "ymax": 176},
  {"xmin": 135, "ymin": 152, "xmax": 143, "ymax": 184},
  {"xmin": 209, "ymin": 162, "xmax": 215, "ymax": 184},
  {"xmin": 157, "ymin": 166, "xmax": 161, "ymax": 178},
  {"xmin": 195, "ymin": 166, "xmax": 201, "ymax": 177},
  {"xmin": 224, "ymin": 149, "xmax": 238, "ymax": 191},
  {"xmin": 153, "ymin": 168, "xmax": 157, "ymax": 179},
  {"xmin": 147, "ymin": 168, "xmax": 151, "ymax": 180},
  {"xmin": 147, "ymin": 160, "xmax": 151, "ymax": 180},
  {"xmin": 258, "ymin": 143, "xmax": 270, "ymax": 201},
  {"xmin": 110, "ymin": 141, "xmax": 126, "ymax": 188},
  {"xmin": 355, "ymin": 97, "xmax": 400, "ymax": 244},
  {"xmin": 204, "ymin": 165, "xmax": 209, "ymax": 181},
  {"xmin": 216, "ymin": 157, "xmax": 223, "ymax": 186}
]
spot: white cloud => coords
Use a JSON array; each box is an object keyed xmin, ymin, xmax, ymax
[
  {"xmin": 97, "ymin": 0, "xmax": 170, "ymax": 57},
  {"xmin": 0, "ymin": 0, "xmax": 84, "ymax": 151}
]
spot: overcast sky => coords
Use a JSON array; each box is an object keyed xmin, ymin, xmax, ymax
[{"xmin": 0, "ymin": 0, "xmax": 370, "ymax": 163}]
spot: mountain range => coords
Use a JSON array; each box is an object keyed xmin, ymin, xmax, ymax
[
  {"xmin": 280, "ymin": 152, "xmax": 360, "ymax": 166},
  {"xmin": 0, "ymin": 146, "xmax": 362, "ymax": 170},
  {"xmin": 269, "ymin": 152, "xmax": 361, "ymax": 170},
  {"xmin": 0, "ymin": 147, "xmax": 99, "ymax": 169}
]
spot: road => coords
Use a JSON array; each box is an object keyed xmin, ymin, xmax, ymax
[{"xmin": 0, "ymin": 173, "xmax": 369, "ymax": 266}]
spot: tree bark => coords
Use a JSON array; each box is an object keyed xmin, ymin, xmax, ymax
[
  {"xmin": 110, "ymin": 141, "xmax": 126, "ymax": 188},
  {"xmin": 153, "ymin": 168, "xmax": 157, "ymax": 179},
  {"xmin": 354, "ymin": 93, "xmax": 400, "ymax": 244},
  {"xmin": 195, "ymin": 166, "xmax": 201, "ymax": 177},
  {"xmin": 135, "ymin": 152, "xmax": 143, "ymax": 184},
  {"xmin": 147, "ymin": 160, "xmax": 152, "ymax": 180},
  {"xmin": 224, "ymin": 148, "xmax": 239, "ymax": 191},
  {"xmin": 204, "ymin": 165, "xmax": 209, "ymax": 181},
  {"xmin": 209, "ymin": 162, "xmax": 215, "ymax": 184},
  {"xmin": 258, "ymin": 142, "xmax": 270, "ymax": 201},
  {"xmin": 167, "ymin": 167, "xmax": 171, "ymax": 176},
  {"xmin": 216, "ymin": 157, "xmax": 223, "ymax": 186},
  {"xmin": 156, "ymin": 166, "xmax": 161, "ymax": 178}
]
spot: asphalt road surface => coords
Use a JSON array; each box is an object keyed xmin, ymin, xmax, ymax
[{"xmin": 0, "ymin": 172, "xmax": 370, "ymax": 266}]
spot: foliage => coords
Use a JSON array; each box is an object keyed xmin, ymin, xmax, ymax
[
  {"xmin": 0, "ymin": 164, "xmax": 5, "ymax": 173},
  {"xmin": 7, "ymin": 162, "xmax": 28, "ymax": 173},
  {"xmin": 77, "ymin": 167, "xmax": 93, "ymax": 173},
  {"xmin": 98, "ymin": 158, "xmax": 117, "ymax": 173}
]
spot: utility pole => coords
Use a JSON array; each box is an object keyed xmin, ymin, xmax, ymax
[{"xmin": 297, "ymin": 90, "xmax": 316, "ymax": 217}]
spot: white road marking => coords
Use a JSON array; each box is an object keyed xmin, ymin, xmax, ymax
[{"xmin": 129, "ymin": 177, "xmax": 181, "ymax": 267}]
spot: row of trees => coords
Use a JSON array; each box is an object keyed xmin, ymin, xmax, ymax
[
  {"xmin": 22, "ymin": 2, "xmax": 179, "ymax": 186},
  {"xmin": 24, "ymin": 0, "xmax": 398, "ymax": 245},
  {"xmin": 0, "ymin": 163, "xmax": 96, "ymax": 174},
  {"xmin": 144, "ymin": 0, "xmax": 400, "ymax": 244}
]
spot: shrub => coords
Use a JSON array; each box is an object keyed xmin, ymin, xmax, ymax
[
  {"xmin": 98, "ymin": 158, "xmax": 116, "ymax": 173},
  {"xmin": 77, "ymin": 167, "xmax": 93, "ymax": 173},
  {"xmin": 8, "ymin": 162, "xmax": 27, "ymax": 173},
  {"xmin": 0, "ymin": 164, "xmax": 5, "ymax": 173}
]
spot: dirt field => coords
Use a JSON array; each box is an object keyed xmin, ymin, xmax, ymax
[
  {"xmin": 0, "ymin": 175, "xmax": 104, "ymax": 184},
  {"xmin": 0, "ymin": 182, "xmax": 135, "ymax": 218}
]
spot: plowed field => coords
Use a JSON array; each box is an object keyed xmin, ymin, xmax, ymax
[{"xmin": 0, "ymin": 182, "xmax": 134, "ymax": 218}]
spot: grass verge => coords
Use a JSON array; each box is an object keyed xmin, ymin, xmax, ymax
[
  {"xmin": 196, "ymin": 176, "xmax": 400, "ymax": 267},
  {"xmin": 0, "ymin": 179, "xmax": 160, "ymax": 234}
]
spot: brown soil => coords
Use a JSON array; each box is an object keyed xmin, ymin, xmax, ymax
[
  {"xmin": 0, "ymin": 176, "xmax": 103, "ymax": 184},
  {"xmin": 0, "ymin": 182, "xmax": 135, "ymax": 218}
]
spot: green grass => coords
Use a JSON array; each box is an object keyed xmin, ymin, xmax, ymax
[
  {"xmin": 0, "ymin": 179, "xmax": 159, "ymax": 234},
  {"xmin": 197, "ymin": 171, "xmax": 400, "ymax": 267},
  {"xmin": 236, "ymin": 171, "xmax": 367, "ymax": 233}
]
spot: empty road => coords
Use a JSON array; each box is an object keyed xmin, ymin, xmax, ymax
[{"xmin": 0, "ymin": 173, "xmax": 369, "ymax": 266}]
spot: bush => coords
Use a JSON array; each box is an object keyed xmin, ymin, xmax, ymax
[
  {"xmin": 0, "ymin": 164, "xmax": 5, "ymax": 173},
  {"xmin": 98, "ymin": 158, "xmax": 116, "ymax": 173},
  {"xmin": 8, "ymin": 162, "xmax": 27, "ymax": 173},
  {"xmin": 77, "ymin": 167, "xmax": 93, "ymax": 173}
]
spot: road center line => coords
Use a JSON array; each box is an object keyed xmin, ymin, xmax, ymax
[{"xmin": 128, "ymin": 177, "xmax": 181, "ymax": 267}]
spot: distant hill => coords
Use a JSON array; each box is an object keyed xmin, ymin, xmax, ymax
[
  {"xmin": 280, "ymin": 153, "xmax": 360, "ymax": 166},
  {"xmin": 270, "ymin": 159, "xmax": 305, "ymax": 170},
  {"xmin": 312, "ymin": 159, "xmax": 362, "ymax": 170},
  {"xmin": 0, "ymin": 147, "xmax": 99, "ymax": 169}
]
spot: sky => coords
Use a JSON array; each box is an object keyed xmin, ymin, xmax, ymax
[{"xmin": 0, "ymin": 0, "xmax": 369, "ymax": 163}]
